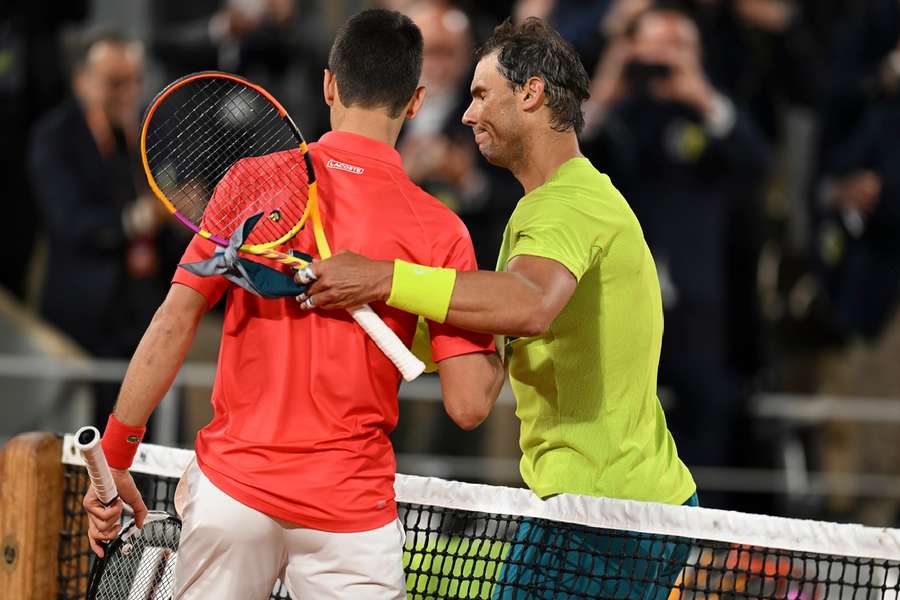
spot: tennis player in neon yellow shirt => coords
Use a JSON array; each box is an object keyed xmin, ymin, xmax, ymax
[{"xmin": 297, "ymin": 17, "xmax": 697, "ymax": 599}]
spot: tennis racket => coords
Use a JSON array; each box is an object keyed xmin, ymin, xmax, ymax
[
  {"xmin": 140, "ymin": 71, "xmax": 425, "ymax": 381},
  {"xmin": 76, "ymin": 426, "xmax": 181, "ymax": 600}
]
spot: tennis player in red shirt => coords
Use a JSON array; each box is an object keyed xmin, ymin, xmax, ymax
[{"xmin": 82, "ymin": 9, "xmax": 505, "ymax": 599}]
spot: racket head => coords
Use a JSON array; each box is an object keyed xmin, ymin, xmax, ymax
[
  {"xmin": 140, "ymin": 71, "xmax": 317, "ymax": 251},
  {"xmin": 87, "ymin": 511, "xmax": 181, "ymax": 600}
]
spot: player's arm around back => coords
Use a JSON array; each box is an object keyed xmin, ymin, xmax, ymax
[{"xmin": 300, "ymin": 252, "xmax": 577, "ymax": 338}]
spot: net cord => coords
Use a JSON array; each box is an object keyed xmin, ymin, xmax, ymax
[{"xmin": 61, "ymin": 434, "xmax": 900, "ymax": 561}]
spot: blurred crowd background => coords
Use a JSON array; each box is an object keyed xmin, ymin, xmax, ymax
[{"xmin": 2, "ymin": 0, "xmax": 899, "ymax": 526}]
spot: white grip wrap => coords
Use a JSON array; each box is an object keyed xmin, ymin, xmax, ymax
[
  {"xmin": 350, "ymin": 305, "xmax": 425, "ymax": 382},
  {"xmin": 75, "ymin": 425, "xmax": 119, "ymax": 506}
]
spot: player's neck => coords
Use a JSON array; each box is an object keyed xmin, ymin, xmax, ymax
[
  {"xmin": 510, "ymin": 131, "xmax": 583, "ymax": 195},
  {"xmin": 331, "ymin": 109, "xmax": 404, "ymax": 148}
]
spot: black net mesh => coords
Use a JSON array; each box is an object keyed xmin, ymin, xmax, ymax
[
  {"xmin": 60, "ymin": 463, "xmax": 900, "ymax": 600},
  {"xmin": 61, "ymin": 464, "xmax": 292, "ymax": 599},
  {"xmin": 400, "ymin": 504, "xmax": 900, "ymax": 599}
]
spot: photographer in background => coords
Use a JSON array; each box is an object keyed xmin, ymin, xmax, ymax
[{"xmin": 581, "ymin": 4, "xmax": 771, "ymax": 507}]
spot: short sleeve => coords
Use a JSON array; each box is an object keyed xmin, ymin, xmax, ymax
[
  {"xmin": 428, "ymin": 225, "xmax": 495, "ymax": 362},
  {"xmin": 508, "ymin": 196, "xmax": 600, "ymax": 281},
  {"xmin": 171, "ymin": 235, "xmax": 230, "ymax": 308}
]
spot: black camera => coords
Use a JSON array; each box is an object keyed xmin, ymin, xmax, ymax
[{"xmin": 624, "ymin": 60, "xmax": 672, "ymax": 90}]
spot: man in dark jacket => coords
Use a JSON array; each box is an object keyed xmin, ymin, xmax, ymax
[{"xmin": 28, "ymin": 29, "xmax": 182, "ymax": 426}]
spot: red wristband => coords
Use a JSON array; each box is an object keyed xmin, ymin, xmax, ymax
[{"xmin": 101, "ymin": 414, "xmax": 146, "ymax": 469}]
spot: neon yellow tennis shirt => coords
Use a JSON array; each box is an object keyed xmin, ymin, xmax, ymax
[{"xmin": 496, "ymin": 157, "xmax": 695, "ymax": 505}]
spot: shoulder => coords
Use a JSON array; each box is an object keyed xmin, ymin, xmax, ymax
[
  {"xmin": 406, "ymin": 183, "xmax": 471, "ymax": 241},
  {"xmin": 517, "ymin": 161, "xmax": 625, "ymax": 220},
  {"xmin": 32, "ymin": 102, "xmax": 83, "ymax": 143}
]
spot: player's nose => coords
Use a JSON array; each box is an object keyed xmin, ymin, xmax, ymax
[{"xmin": 461, "ymin": 101, "xmax": 478, "ymax": 127}]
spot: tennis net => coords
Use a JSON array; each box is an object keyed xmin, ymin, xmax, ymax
[{"xmin": 59, "ymin": 434, "xmax": 900, "ymax": 599}]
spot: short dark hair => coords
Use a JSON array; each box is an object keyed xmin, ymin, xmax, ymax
[
  {"xmin": 328, "ymin": 9, "xmax": 424, "ymax": 118},
  {"xmin": 68, "ymin": 25, "xmax": 137, "ymax": 73},
  {"xmin": 475, "ymin": 18, "xmax": 589, "ymax": 134}
]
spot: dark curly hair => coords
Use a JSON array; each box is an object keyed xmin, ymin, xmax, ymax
[{"xmin": 475, "ymin": 18, "xmax": 590, "ymax": 134}]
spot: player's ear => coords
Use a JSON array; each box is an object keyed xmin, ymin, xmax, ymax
[
  {"xmin": 405, "ymin": 86, "xmax": 427, "ymax": 120},
  {"xmin": 323, "ymin": 69, "xmax": 336, "ymax": 107},
  {"xmin": 520, "ymin": 77, "xmax": 545, "ymax": 112}
]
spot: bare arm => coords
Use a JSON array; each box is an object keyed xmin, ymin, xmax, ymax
[
  {"xmin": 83, "ymin": 283, "xmax": 208, "ymax": 556},
  {"xmin": 112, "ymin": 283, "xmax": 209, "ymax": 425},
  {"xmin": 437, "ymin": 350, "xmax": 506, "ymax": 430},
  {"xmin": 444, "ymin": 255, "xmax": 577, "ymax": 336},
  {"xmin": 299, "ymin": 252, "xmax": 577, "ymax": 337}
]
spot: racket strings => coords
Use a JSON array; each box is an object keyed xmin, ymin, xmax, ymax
[
  {"xmin": 147, "ymin": 80, "xmax": 290, "ymax": 213},
  {"xmin": 91, "ymin": 517, "xmax": 181, "ymax": 600},
  {"xmin": 144, "ymin": 76, "xmax": 310, "ymax": 245}
]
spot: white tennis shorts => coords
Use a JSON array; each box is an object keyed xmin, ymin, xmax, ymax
[{"xmin": 172, "ymin": 459, "xmax": 407, "ymax": 600}]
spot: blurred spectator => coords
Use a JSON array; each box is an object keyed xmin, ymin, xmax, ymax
[
  {"xmin": 797, "ymin": 0, "xmax": 856, "ymax": 52},
  {"xmin": 512, "ymin": 0, "xmax": 616, "ymax": 72},
  {"xmin": 27, "ymin": 28, "xmax": 183, "ymax": 430},
  {"xmin": 814, "ymin": 0, "xmax": 900, "ymax": 334},
  {"xmin": 819, "ymin": 0, "xmax": 900, "ymax": 156},
  {"xmin": 815, "ymin": 89, "xmax": 900, "ymax": 525},
  {"xmin": 681, "ymin": 0, "xmax": 820, "ymax": 142},
  {"xmin": 148, "ymin": 0, "xmax": 331, "ymax": 137},
  {"xmin": 0, "ymin": 1, "xmax": 87, "ymax": 299},
  {"xmin": 581, "ymin": 6, "xmax": 771, "ymax": 504},
  {"xmin": 683, "ymin": 0, "xmax": 820, "ymax": 380},
  {"xmin": 401, "ymin": 1, "xmax": 519, "ymax": 268}
]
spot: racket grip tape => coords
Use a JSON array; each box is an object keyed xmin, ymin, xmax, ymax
[
  {"xmin": 350, "ymin": 305, "xmax": 426, "ymax": 382},
  {"xmin": 75, "ymin": 426, "xmax": 119, "ymax": 506}
]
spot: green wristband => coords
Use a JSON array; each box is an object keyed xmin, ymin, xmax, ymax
[{"xmin": 387, "ymin": 259, "xmax": 457, "ymax": 323}]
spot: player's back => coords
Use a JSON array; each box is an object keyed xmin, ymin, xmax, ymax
[
  {"xmin": 308, "ymin": 132, "xmax": 469, "ymax": 271},
  {"xmin": 182, "ymin": 130, "xmax": 474, "ymax": 532}
]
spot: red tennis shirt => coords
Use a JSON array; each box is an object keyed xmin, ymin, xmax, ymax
[{"xmin": 172, "ymin": 131, "xmax": 493, "ymax": 532}]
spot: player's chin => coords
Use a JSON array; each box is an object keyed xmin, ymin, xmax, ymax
[{"xmin": 478, "ymin": 144, "xmax": 506, "ymax": 167}]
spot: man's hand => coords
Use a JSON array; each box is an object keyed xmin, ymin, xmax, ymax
[
  {"xmin": 295, "ymin": 251, "xmax": 394, "ymax": 311},
  {"xmin": 833, "ymin": 170, "xmax": 883, "ymax": 215},
  {"xmin": 601, "ymin": 0, "xmax": 653, "ymax": 38},
  {"xmin": 83, "ymin": 468, "xmax": 148, "ymax": 558},
  {"xmin": 734, "ymin": 0, "xmax": 793, "ymax": 33},
  {"xmin": 637, "ymin": 43, "xmax": 716, "ymax": 116}
]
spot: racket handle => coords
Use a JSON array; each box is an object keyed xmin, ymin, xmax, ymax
[
  {"xmin": 349, "ymin": 305, "xmax": 426, "ymax": 382},
  {"xmin": 75, "ymin": 425, "xmax": 119, "ymax": 506}
]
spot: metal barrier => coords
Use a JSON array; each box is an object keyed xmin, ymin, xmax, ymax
[{"xmin": 3, "ymin": 353, "xmax": 900, "ymax": 498}]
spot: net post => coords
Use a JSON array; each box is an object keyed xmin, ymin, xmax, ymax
[{"xmin": 0, "ymin": 432, "xmax": 63, "ymax": 600}]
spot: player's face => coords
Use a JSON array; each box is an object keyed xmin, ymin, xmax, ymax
[{"xmin": 462, "ymin": 53, "xmax": 524, "ymax": 168}]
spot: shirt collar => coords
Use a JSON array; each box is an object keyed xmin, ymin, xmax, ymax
[{"xmin": 317, "ymin": 131, "xmax": 403, "ymax": 168}]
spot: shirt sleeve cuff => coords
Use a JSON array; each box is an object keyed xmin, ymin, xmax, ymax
[{"xmin": 704, "ymin": 93, "xmax": 736, "ymax": 139}]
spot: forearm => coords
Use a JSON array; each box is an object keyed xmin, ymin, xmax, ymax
[
  {"xmin": 444, "ymin": 270, "xmax": 550, "ymax": 337},
  {"xmin": 438, "ymin": 351, "xmax": 506, "ymax": 430},
  {"xmin": 302, "ymin": 253, "xmax": 574, "ymax": 337},
  {"xmin": 383, "ymin": 256, "xmax": 574, "ymax": 337},
  {"xmin": 113, "ymin": 297, "xmax": 203, "ymax": 426}
]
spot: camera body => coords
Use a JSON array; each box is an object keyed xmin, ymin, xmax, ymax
[{"xmin": 624, "ymin": 60, "xmax": 672, "ymax": 91}]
